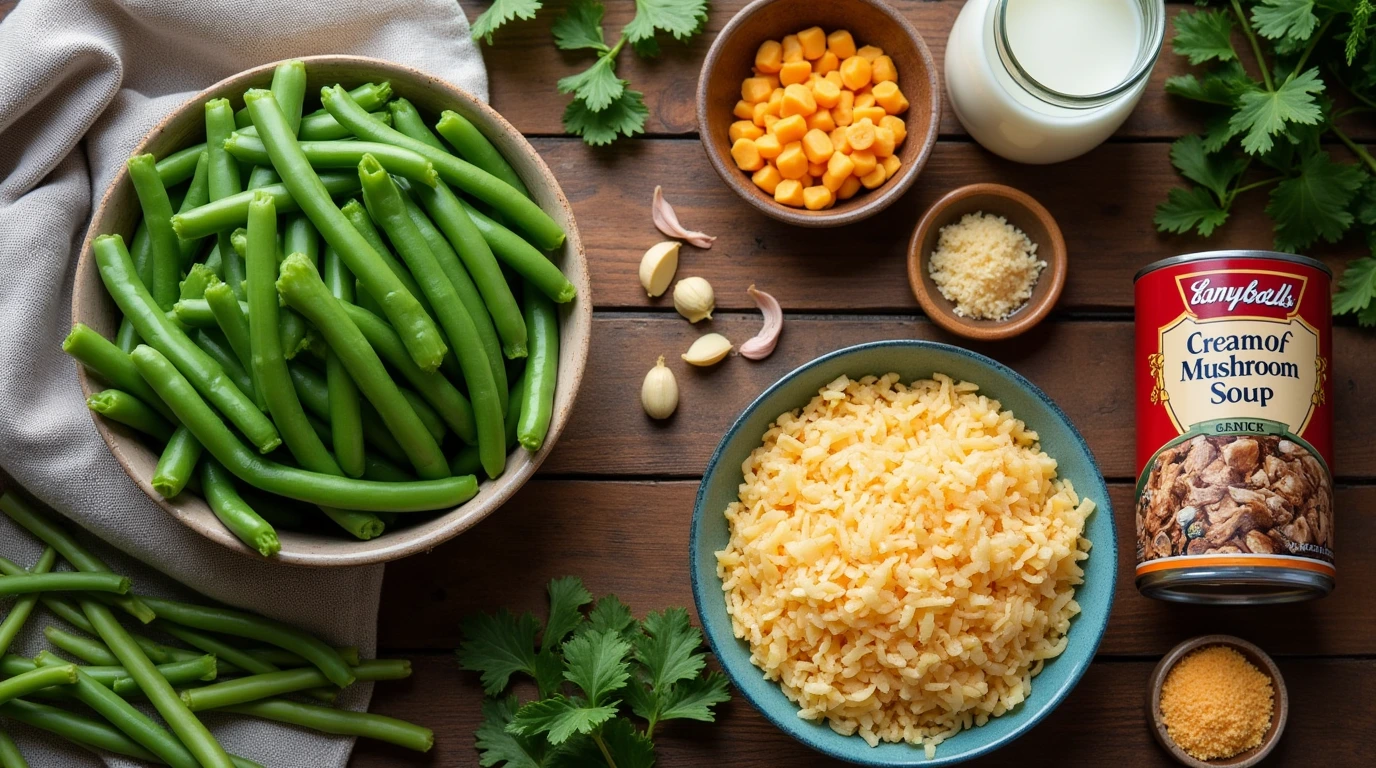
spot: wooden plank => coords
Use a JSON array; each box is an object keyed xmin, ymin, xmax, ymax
[
  {"xmin": 351, "ymin": 654, "xmax": 1376, "ymax": 766},
  {"xmin": 537, "ymin": 315, "xmax": 1376, "ymax": 480},
  {"xmin": 377, "ymin": 481, "xmax": 1376, "ymax": 656},
  {"xmin": 533, "ymin": 138, "xmax": 1363, "ymax": 312}
]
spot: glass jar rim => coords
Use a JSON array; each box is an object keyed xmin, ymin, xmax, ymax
[{"xmin": 994, "ymin": 0, "xmax": 1166, "ymax": 109}]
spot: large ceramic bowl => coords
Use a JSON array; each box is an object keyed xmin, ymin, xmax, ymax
[
  {"xmin": 71, "ymin": 56, "xmax": 591, "ymax": 566},
  {"xmin": 690, "ymin": 340, "xmax": 1115, "ymax": 765}
]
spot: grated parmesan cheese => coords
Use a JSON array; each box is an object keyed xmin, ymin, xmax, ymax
[
  {"xmin": 928, "ymin": 212, "xmax": 1045, "ymax": 320},
  {"xmin": 1159, "ymin": 645, "xmax": 1274, "ymax": 761}
]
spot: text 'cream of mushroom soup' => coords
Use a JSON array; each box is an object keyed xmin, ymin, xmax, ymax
[{"xmin": 1135, "ymin": 251, "xmax": 1333, "ymax": 604}]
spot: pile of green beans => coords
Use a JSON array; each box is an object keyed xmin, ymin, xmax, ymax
[
  {"xmin": 0, "ymin": 492, "xmax": 431, "ymax": 761},
  {"xmin": 70, "ymin": 59, "xmax": 571, "ymax": 551}
]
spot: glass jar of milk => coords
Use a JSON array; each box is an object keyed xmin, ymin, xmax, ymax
[{"xmin": 945, "ymin": 0, "xmax": 1165, "ymax": 164}]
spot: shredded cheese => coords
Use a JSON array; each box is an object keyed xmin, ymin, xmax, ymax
[
  {"xmin": 1159, "ymin": 645, "xmax": 1274, "ymax": 761},
  {"xmin": 928, "ymin": 212, "xmax": 1045, "ymax": 320}
]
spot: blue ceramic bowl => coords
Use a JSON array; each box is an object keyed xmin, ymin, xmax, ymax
[{"xmin": 690, "ymin": 340, "xmax": 1116, "ymax": 766}]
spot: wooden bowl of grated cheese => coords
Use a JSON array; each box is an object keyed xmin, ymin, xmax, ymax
[{"xmin": 907, "ymin": 183, "xmax": 1066, "ymax": 341}]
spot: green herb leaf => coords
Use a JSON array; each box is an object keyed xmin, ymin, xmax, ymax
[
  {"xmin": 1164, "ymin": 60, "xmax": 1255, "ymax": 107},
  {"xmin": 477, "ymin": 696, "xmax": 561, "ymax": 767},
  {"xmin": 623, "ymin": 0, "xmax": 710, "ymax": 50},
  {"xmin": 509, "ymin": 697, "xmax": 619, "ymax": 745},
  {"xmin": 1335, "ymin": 254, "xmax": 1376, "ymax": 317},
  {"xmin": 562, "ymin": 629, "xmax": 632, "ymax": 706},
  {"xmin": 656, "ymin": 671, "xmax": 732, "ymax": 722},
  {"xmin": 544, "ymin": 577, "xmax": 594, "ymax": 652},
  {"xmin": 533, "ymin": 649, "xmax": 568, "ymax": 700},
  {"xmin": 1170, "ymin": 135, "xmax": 1248, "ymax": 200},
  {"xmin": 634, "ymin": 608, "xmax": 706, "ymax": 691},
  {"xmin": 1347, "ymin": 0, "xmax": 1374, "ymax": 64},
  {"xmin": 471, "ymin": 0, "xmax": 544, "ymax": 45},
  {"xmin": 553, "ymin": 0, "xmax": 610, "ymax": 52},
  {"xmin": 598, "ymin": 717, "xmax": 657, "ymax": 768},
  {"xmin": 458, "ymin": 609, "xmax": 541, "ymax": 695},
  {"xmin": 581, "ymin": 595, "xmax": 638, "ymax": 640},
  {"xmin": 1172, "ymin": 9, "xmax": 1238, "ymax": 65},
  {"xmin": 564, "ymin": 89, "xmax": 648, "ymax": 145},
  {"xmin": 557, "ymin": 56, "xmax": 627, "ymax": 113},
  {"xmin": 1155, "ymin": 186, "xmax": 1231, "ymax": 236},
  {"xmin": 1267, "ymin": 150, "xmax": 1367, "ymax": 249},
  {"xmin": 1251, "ymin": 0, "xmax": 1319, "ymax": 43},
  {"xmin": 1229, "ymin": 68, "xmax": 1325, "ymax": 155},
  {"xmin": 1202, "ymin": 114, "xmax": 1242, "ymax": 152}
]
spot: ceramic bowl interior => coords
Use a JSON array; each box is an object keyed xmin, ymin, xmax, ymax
[
  {"xmin": 907, "ymin": 183, "xmax": 1067, "ymax": 341},
  {"xmin": 690, "ymin": 340, "xmax": 1116, "ymax": 766},
  {"xmin": 71, "ymin": 56, "xmax": 591, "ymax": 566},
  {"xmin": 697, "ymin": 0, "xmax": 940, "ymax": 227}
]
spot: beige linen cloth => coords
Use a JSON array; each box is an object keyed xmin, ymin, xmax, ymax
[{"xmin": 0, "ymin": 0, "xmax": 487, "ymax": 764}]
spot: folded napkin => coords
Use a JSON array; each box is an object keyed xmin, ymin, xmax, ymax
[{"xmin": 0, "ymin": 0, "xmax": 487, "ymax": 764}]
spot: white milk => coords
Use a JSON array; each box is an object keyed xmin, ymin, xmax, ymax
[{"xmin": 945, "ymin": 0, "xmax": 1163, "ymax": 164}]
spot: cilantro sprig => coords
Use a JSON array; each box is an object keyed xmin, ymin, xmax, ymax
[
  {"xmin": 1155, "ymin": 1, "xmax": 1376, "ymax": 323},
  {"xmin": 458, "ymin": 577, "xmax": 730, "ymax": 767},
  {"xmin": 470, "ymin": 0, "xmax": 709, "ymax": 145}
]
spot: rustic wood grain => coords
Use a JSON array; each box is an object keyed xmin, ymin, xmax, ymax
[
  {"xmin": 537, "ymin": 315, "xmax": 1376, "ymax": 480},
  {"xmin": 532, "ymin": 138, "xmax": 1364, "ymax": 312},
  {"xmin": 376, "ymin": 480, "xmax": 1376, "ymax": 657}
]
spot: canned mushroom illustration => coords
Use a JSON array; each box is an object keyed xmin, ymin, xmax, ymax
[{"xmin": 1135, "ymin": 251, "xmax": 1334, "ymax": 604}]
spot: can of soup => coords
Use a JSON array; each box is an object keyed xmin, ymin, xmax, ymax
[{"xmin": 1135, "ymin": 251, "xmax": 1334, "ymax": 604}]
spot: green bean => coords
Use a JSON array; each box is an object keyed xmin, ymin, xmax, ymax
[
  {"xmin": 276, "ymin": 255, "xmax": 451, "ymax": 479},
  {"xmin": 62, "ymin": 323, "xmax": 174, "ymax": 421},
  {"xmin": 127, "ymin": 154, "xmax": 182, "ymax": 310},
  {"xmin": 203, "ymin": 280, "xmax": 264, "ymax": 409},
  {"xmin": 157, "ymin": 143, "xmax": 208, "ymax": 186},
  {"xmin": 0, "ymin": 571, "xmax": 128, "ymax": 597},
  {"xmin": 171, "ymin": 172, "xmax": 363, "ymax": 241},
  {"xmin": 176, "ymin": 151, "xmax": 212, "ymax": 264},
  {"xmin": 238, "ymin": 81, "xmax": 393, "ymax": 141},
  {"xmin": 36, "ymin": 594, "xmax": 96, "ymax": 633},
  {"xmin": 288, "ymin": 363, "xmax": 413, "ymax": 464},
  {"xmin": 130, "ymin": 345, "xmax": 476, "ymax": 510},
  {"xmin": 44, "ymin": 625, "xmax": 119, "ymax": 665},
  {"xmin": 178, "ymin": 296, "xmax": 313, "ymax": 362},
  {"xmin": 0, "ymin": 725, "xmax": 26, "ymax": 768},
  {"xmin": 435, "ymin": 109, "xmax": 528, "ymax": 195},
  {"xmin": 363, "ymin": 453, "xmax": 415, "ymax": 482},
  {"xmin": 283, "ymin": 214, "xmax": 320, "ymax": 265},
  {"xmin": 182, "ymin": 659, "xmax": 409, "ymax": 712},
  {"xmin": 179, "ymin": 262, "xmax": 218, "ymax": 301},
  {"xmin": 114, "ymin": 319, "xmax": 140, "ymax": 355},
  {"xmin": 86, "ymin": 389, "xmax": 175, "ymax": 441},
  {"xmin": 1, "ymin": 653, "xmax": 217, "ymax": 693},
  {"xmin": 116, "ymin": 223, "xmax": 153, "ymax": 352},
  {"xmin": 191, "ymin": 328, "xmax": 257, "ymax": 401},
  {"xmin": 360, "ymin": 155, "xmax": 504, "ymax": 477},
  {"xmin": 322, "ymin": 85, "xmax": 564, "ymax": 250},
  {"xmin": 339, "ymin": 198, "xmax": 437, "ymax": 321},
  {"xmin": 244, "ymin": 645, "xmax": 359, "ymax": 668},
  {"xmin": 506, "ymin": 368, "xmax": 526, "ymax": 450},
  {"xmin": 225, "ymin": 134, "xmax": 439, "ymax": 187},
  {"xmin": 0, "ymin": 698, "xmax": 160, "ymax": 762},
  {"xmin": 0, "ymin": 548, "xmax": 55, "ymax": 658},
  {"xmin": 385, "ymin": 98, "xmax": 445, "ymax": 150},
  {"xmin": 223, "ymin": 697, "xmax": 434, "ymax": 752},
  {"xmin": 458, "ymin": 198, "xmax": 576, "ymax": 303},
  {"xmin": 322, "ymin": 245, "xmax": 365, "ymax": 477},
  {"xmin": 405, "ymin": 170, "xmax": 527, "ymax": 358},
  {"xmin": 201, "ymin": 459, "xmax": 279, "ymax": 557},
  {"xmin": 339, "ymin": 301, "xmax": 475, "ymax": 444},
  {"xmin": 81, "ymin": 600, "xmax": 233, "ymax": 768},
  {"xmin": 400, "ymin": 188, "xmax": 507, "ymax": 407},
  {"xmin": 517, "ymin": 282, "xmax": 556, "ymax": 450},
  {"xmin": 0, "ymin": 665, "xmax": 78, "ymax": 705},
  {"xmin": 206, "ymin": 98, "xmax": 243, "ymax": 201},
  {"xmin": 246, "ymin": 60, "xmax": 309, "ymax": 190},
  {"xmin": 94, "ymin": 234, "xmax": 280, "ymax": 452},
  {"xmin": 0, "ymin": 494, "xmax": 155, "ymax": 624},
  {"xmin": 152, "ymin": 426, "xmax": 203, "ymax": 498},
  {"xmin": 245, "ymin": 89, "xmax": 448, "ymax": 373}
]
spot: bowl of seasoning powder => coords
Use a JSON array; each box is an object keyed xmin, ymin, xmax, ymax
[
  {"xmin": 1149, "ymin": 635, "xmax": 1288, "ymax": 768},
  {"xmin": 906, "ymin": 183, "xmax": 1066, "ymax": 341}
]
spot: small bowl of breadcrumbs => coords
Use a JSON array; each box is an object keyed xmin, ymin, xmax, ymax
[{"xmin": 1149, "ymin": 635, "xmax": 1289, "ymax": 768}]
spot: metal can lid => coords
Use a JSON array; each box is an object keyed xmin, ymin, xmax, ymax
[{"xmin": 1134, "ymin": 249, "xmax": 1331, "ymax": 282}]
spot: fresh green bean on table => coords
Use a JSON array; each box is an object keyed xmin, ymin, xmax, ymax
[
  {"xmin": 435, "ymin": 108, "xmax": 529, "ymax": 195},
  {"xmin": 171, "ymin": 172, "xmax": 363, "ymax": 240},
  {"xmin": 207, "ymin": 97, "xmax": 247, "ymax": 300},
  {"xmin": 225, "ymin": 134, "xmax": 440, "ymax": 187},
  {"xmin": 246, "ymin": 59, "xmax": 308, "ymax": 190},
  {"xmin": 86, "ymin": 389, "xmax": 175, "ymax": 442},
  {"xmin": 283, "ymin": 213, "xmax": 320, "ymax": 265},
  {"xmin": 155, "ymin": 142, "xmax": 208, "ymax": 186},
  {"xmin": 201, "ymin": 459, "xmax": 280, "ymax": 557},
  {"xmin": 459, "ymin": 197, "xmax": 577, "ymax": 303},
  {"xmin": 223, "ymin": 698, "xmax": 434, "ymax": 752},
  {"xmin": 0, "ymin": 725, "xmax": 27, "ymax": 768},
  {"xmin": 153, "ymin": 426, "xmax": 204, "ymax": 498},
  {"xmin": 0, "ymin": 571, "xmax": 128, "ymax": 598},
  {"xmin": 126, "ymin": 154, "xmax": 183, "ymax": 311},
  {"xmin": 0, "ymin": 664, "xmax": 78, "ymax": 706},
  {"xmin": 181, "ymin": 659, "xmax": 410, "ymax": 711},
  {"xmin": 43, "ymin": 624, "xmax": 121, "ymax": 665},
  {"xmin": 237, "ymin": 80, "xmax": 393, "ymax": 141},
  {"xmin": 191, "ymin": 327, "xmax": 258, "ymax": 402},
  {"xmin": 63, "ymin": 323, "xmax": 174, "ymax": 421},
  {"xmin": 0, "ymin": 698, "xmax": 160, "ymax": 763},
  {"xmin": 0, "ymin": 548, "xmax": 55, "ymax": 658},
  {"xmin": 175, "ymin": 151, "xmax": 212, "ymax": 264},
  {"xmin": 322, "ymin": 243, "xmax": 366, "ymax": 477},
  {"xmin": 179, "ymin": 262, "xmax": 218, "ymax": 300},
  {"xmin": 339, "ymin": 198, "xmax": 438, "ymax": 323}
]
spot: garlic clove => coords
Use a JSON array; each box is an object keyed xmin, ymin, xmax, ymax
[
  {"xmin": 739, "ymin": 285, "xmax": 782, "ymax": 360},
  {"xmin": 673, "ymin": 276, "xmax": 715, "ymax": 323},
  {"xmin": 641, "ymin": 356, "xmax": 679, "ymax": 419},
  {"xmin": 652, "ymin": 185, "xmax": 716, "ymax": 249},
  {"xmin": 639, "ymin": 241, "xmax": 681, "ymax": 297},
  {"xmin": 682, "ymin": 333, "xmax": 733, "ymax": 366}
]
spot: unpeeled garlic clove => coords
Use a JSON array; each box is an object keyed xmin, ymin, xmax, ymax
[
  {"xmin": 673, "ymin": 277, "xmax": 715, "ymax": 323},
  {"xmin": 652, "ymin": 185, "xmax": 716, "ymax": 249},
  {"xmin": 740, "ymin": 285, "xmax": 782, "ymax": 360},
  {"xmin": 639, "ymin": 241, "xmax": 681, "ymax": 297},
  {"xmin": 641, "ymin": 356, "xmax": 679, "ymax": 419},
  {"xmin": 682, "ymin": 333, "xmax": 733, "ymax": 366}
]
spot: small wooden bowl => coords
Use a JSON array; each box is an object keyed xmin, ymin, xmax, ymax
[
  {"xmin": 71, "ymin": 56, "xmax": 591, "ymax": 567},
  {"xmin": 906, "ymin": 183, "xmax": 1066, "ymax": 341},
  {"xmin": 1148, "ymin": 635, "xmax": 1289, "ymax": 768},
  {"xmin": 696, "ymin": 0, "xmax": 940, "ymax": 227}
]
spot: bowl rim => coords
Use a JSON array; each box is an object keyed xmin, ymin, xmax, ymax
[
  {"xmin": 695, "ymin": 0, "xmax": 942, "ymax": 228},
  {"xmin": 906, "ymin": 183, "xmax": 1067, "ymax": 341},
  {"xmin": 689, "ymin": 339, "xmax": 1116, "ymax": 766},
  {"xmin": 71, "ymin": 54, "xmax": 591, "ymax": 566}
]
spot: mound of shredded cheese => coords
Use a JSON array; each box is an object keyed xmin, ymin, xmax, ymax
[
  {"xmin": 928, "ymin": 212, "xmax": 1044, "ymax": 320},
  {"xmin": 716, "ymin": 373, "xmax": 1094, "ymax": 756},
  {"xmin": 1159, "ymin": 645, "xmax": 1274, "ymax": 760}
]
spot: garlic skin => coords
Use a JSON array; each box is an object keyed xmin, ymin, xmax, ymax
[
  {"xmin": 682, "ymin": 333, "xmax": 732, "ymax": 366},
  {"xmin": 673, "ymin": 277, "xmax": 715, "ymax": 323},
  {"xmin": 639, "ymin": 241, "xmax": 681, "ymax": 297},
  {"xmin": 652, "ymin": 185, "xmax": 716, "ymax": 249},
  {"xmin": 641, "ymin": 356, "xmax": 679, "ymax": 419},
  {"xmin": 739, "ymin": 285, "xmax": 782, "ymax": 360}
]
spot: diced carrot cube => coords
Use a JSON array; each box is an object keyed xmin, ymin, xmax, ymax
[
  {"xmin": 849, "ymin": 149, "xmax": 877, "ymax": 177},
  {"xmin": 802, "ymin": 185, "xmax": 833, "ymax": 210},
  {"xmin": 731, "ymin": 138, "xmax": 764, "ymax": 171},
  {"xmin": 781, "ymin": 83, "xmax": 818, "ymax": 117},
  {"xmin": 781, "ymin": 34, "xmax": 803, "ymax": 62},
  {"xmin": 755, "ymin": 40, "xmax": 784, "ymax": 74},
  {"xmin": 879, "ymin": 115, "xmax": 907, "ymax": 145},
  {"xmin": 840, "ymin": 55, "xmax": 871, "ymax": 91},
  {"xmin": 775, "ymin": 142, "xmax": 809, "ymax": 179},
  {"xmin": 797, "ymin": 26, "xmax": 827, "ymax": 60},
  {"xmin": 814, "ymin": 51, "xmax": 840, "ymax": 75},
  {"xmin": 754, "ymin": 133, "xmax": 783, "ymax": 159},
  {"xmin": 779, "ymin": 60, "xmax": 811, "ymax": 86},
  {"xmin": 752, "ymin": 164, "xmax": 783, "ymax": 194},
  {"xmin": 833, "ymin": 90, "xmax": 854, "ymax": 126},
  {"xmin": 752, "ymin": 101, "xmax": 769, "ymax": 127},
  {"xmin": 811, "ymin": 78, "xmax": 842, "ymax": 109},
  {"xmin": 847, "ymin": 118, "xmax": 876, "ymax": 151},
  {"xmin": 881, "ymin": 155, "xmax": 901, "ymax": 178},
  {"xmin": 871, "ymin": 55, "xmax": 898, "ymax": 84},
  {"xmin": 827, "ymin": 30, "xmax": 856, "ymax": 59},
  {"xmin": 853, "ymin": 106, "xmax": 887, "ymax": 124},
  {"xmin": 805, "ymin": 108, "xmax": 835, "ymax": 133},
  {"xmin": 742, "ymin": 77, "xmax": 773, "ymax": 103},
  {"xmin": 871, "ymin": 125, "xmax": 896, "ymax": 158},
  {"xmin": 730, "ymin": 120, "xmax": 764, "ymax": 143},
  {"xmin": 734, "ymin": 100, "xmax": 755, "ymax": 120},
  {"xmin": 860, "ymin": 164, "xmax": 887, "ymax": 189},
  {"xmin": 872, "ymin": 81, "xmax": 909, "ymax": 114},
  {"xmin": 837, "ymin": 174, "xmax": 862, "ymax": 200},
  {"xmin": 857, "ymin": 45, "xmax": 883, "ymax": 61},
  {"xmin": 769, "ymin": 113, "xmax": 808, "ymax": 144},
  {"xmin": 774, "ymin": 178, "xmax": 805, "ymax": 206},
  {"xmin": 801, "ymin": 128, "xmax": 834, "ymax": 164},
  {"xmin": 830, "ymin": 126, "xmax": 850, "ymax": 153}
]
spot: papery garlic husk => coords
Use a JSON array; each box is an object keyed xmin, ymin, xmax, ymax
[
  {"xmin": 639, "ymin": 241, "xmax": 681, "ymax": 297},
  {"xmin": 673, "ymin": 277, "xmax": 715, "ymax": 323},
  {"xmin": 641, "ymin": 356, "xmax": 679, "ymax": 419},
  {"xmin": 682, "ymin": 333, "xmax": 732, "ymax": 366},
  {"xmin": 739, "ymin": 285, "xmax": 782, "ymax": 360},
  {"xmin": 652, "ymin": 185, "xmax": 716, "ymax": 249}
]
